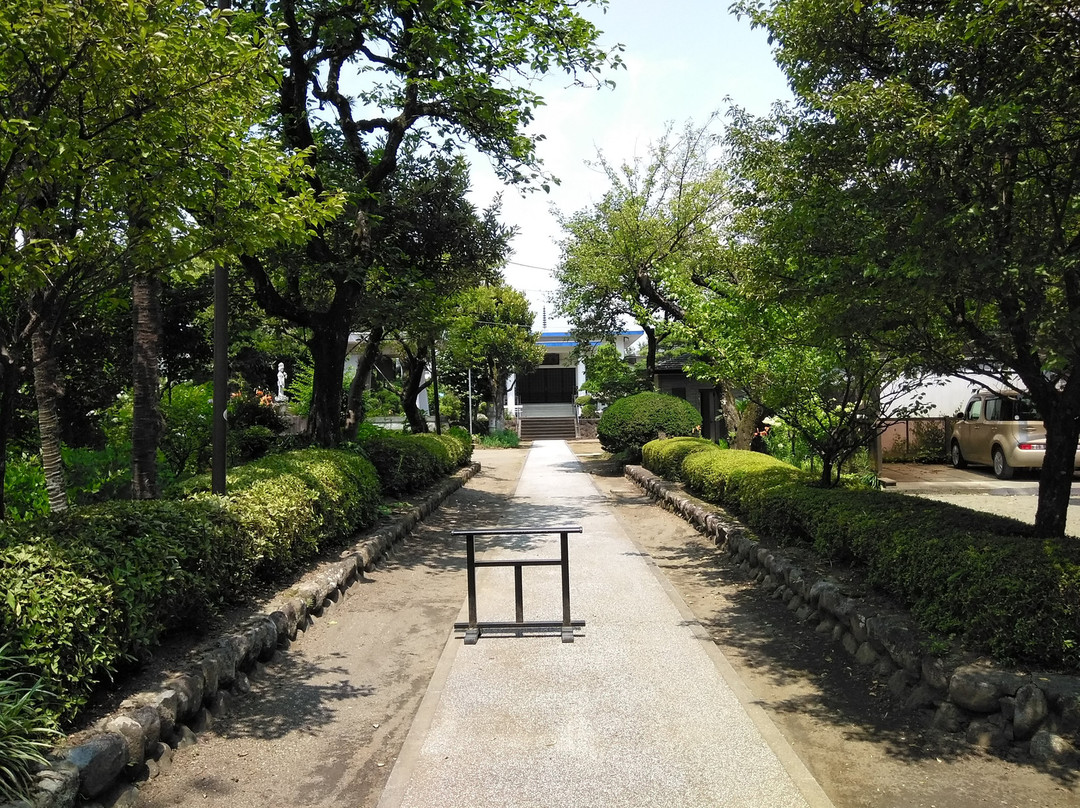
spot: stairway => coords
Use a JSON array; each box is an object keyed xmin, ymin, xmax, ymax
[{"xmin": 518, "ymin": 417, "xmax": 578, "ymax": 441}]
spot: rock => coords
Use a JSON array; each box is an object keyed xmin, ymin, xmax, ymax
[
  {"xmin": 173, "ymin": 725, "xmax": 198, "ymax": 750},
  {"xmin": 234, "ymin": 671, "xmax": 252, "ymax": 695},
  {"xmin": 966, "ymin": 719, "xmax": 1007, "ymax": 750},
  {"xmin": 200, "ymin": 656, "xmax": 221, "ymax": 699},
  {"xmin": 904, "ymin": 683, "xmax": 941, "ymax": 710},
  {"xmin": 164, "ymin": 674, "xmax": 202, "ymax": 723},
  {"xmin": 34, "ymin": 760, "xmax": 79, "ymax": 808},
  {"xmin": 849, "ymin": 614, "xmax": 869, "ymax": 643},
  {"xmin": 104, "ymin": 715, "xmax": 145, "ymax": 765},
  {"xmin": 831, "ymin": 624, "xmax": 846, "ymax": 643},
  {"xmin": 933, "ymin": 702, "xmax": 966, "ymax": 733},
  {"xmin": 921, "ymin": 656, "xmax": 949, "ymax": 692},
  {"xmin": 855, "ymin": 642, "xmax": 878, "ymax": 666},
  {"xmin": 1029, "ymin": 729, "xmax": 1075, "ymax": 762},
  {"xmin": 842, "ymin": 632, "xmax": 861, "ymax": 657},
  {"xmin": 1013, "ymin": 684, "xmax": 1049, "ymax": 740},
  {"xmin": 885, "ymin": 669, "xmax": 911, "ymax": 699},
  {"xmin": 128, "ymin": 706, "xmax": 161, "ymax": 749},
  {"xmin": 794, "ymin": 604, "xmax": 814, "ymax": 623},
  {"xmin": 949, "ymin": 666, "xmax": 1004, "ymax": 713},
  {"xmin": 815, "ymin": 618, "xmax": 837, "ymax": 635},
  {"xmin": 875, "ymin": 657, "xmax": 898, "ymax": 679},
  {"xmin": 101, "ymin": 783, "xmax": 139, "ymax": 808},
  {"xmin": 65, "ymin": 733, "xmax": 128, "ymax": 799}
]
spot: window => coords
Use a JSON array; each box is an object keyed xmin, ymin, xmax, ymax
[
  {"xmin": 541, "ymin": 352, "xmax": 560, "ymax": 366},
  {"xmin": 966, "ymin": 399, "xmax": 982, "ymax": 420},
  {"xmin": 983, "ymin": 397, "xmax": 1001, "ymax": 421}
]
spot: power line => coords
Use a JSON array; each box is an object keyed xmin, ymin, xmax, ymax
[{"xmin": 507, "ymin": 260, "xmax": 556, "ymax": 273}]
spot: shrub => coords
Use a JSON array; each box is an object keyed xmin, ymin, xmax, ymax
[
  {"xmin": 651, "ymin": 437, "xmax": 1080, "ymax": 669},
  {"xmin": 480, "ymin": 428, "xmax": 520, "ymax": 448},
  {"xmin": 641, "ymin": 437, "xmax": 721, "ymax": 480},
  {"xmin": 0, "ymin": 646, "xmax": 59, "ymax": 803},
  {"xmin": 447, "ymin": 426, "xmax": 474, "ymax": 464},
  {"xmin": 597, "ymin": 392, "xmax": 702, "ymax": 461},
  {"xmin": 411, "ymin": 434, "xmax": 455, "ymax": 476},
  {"xmin": 160, "ymin": 381, "xmax": 214, "ymax": 477},
  {"xmin": 2, "ymin": 454, "xmax": 49, "ymax": 522},
  {"xmin": 353, "ymin": 431, "xmax": 443, "ymax": 494}
]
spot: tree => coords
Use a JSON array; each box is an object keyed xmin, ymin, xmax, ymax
[
  {"xmin": 732, "ymin": 0, "xmax": 1080, "ymax": 534},
  {"xmin": 1, "ymin": 0, "xmax": 329, "ymax": 509},
  {"xmin": 444, "ymin": 286, "xmax": 544, "ymax": 432},
  {"xmin": 342, "ymin": 154, "xmax": 512, "ymax": 437},
  {"xmin": 579, "ymin": 342, "xmax": 651, "ymax": 406},
  {"xmin": 238, "ymin": 0, "xmax": 622, "ymax": 446},
  {"xmin": 554, "ymin": 117, "xmax": 728, "ymax": 373}
]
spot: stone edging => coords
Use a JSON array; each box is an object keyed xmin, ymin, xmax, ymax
[
  {"xmin": 9, "ymin": 463, "xmax": 480, "ymax": 808},
  {"xmin": 624, "ymin": 465, "xmax": 1080, "ymax": 766}
]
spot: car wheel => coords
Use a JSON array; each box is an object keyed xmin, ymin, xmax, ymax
[
  {"xmin": 951, "ymin": 441, "xmax": 967, "ymax": 469},
  {"xmin": 992, "ymin": 446, "xmax": 1014, "ymax": 480}
]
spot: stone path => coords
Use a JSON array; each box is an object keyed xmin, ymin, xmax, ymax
[{"xmin": 376, "ymin": 440, "xmax": 834, "ymax": 808}]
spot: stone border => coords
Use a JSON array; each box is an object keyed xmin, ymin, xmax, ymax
[
  {"xmin": 8, "ymin": 463, "xmax": 479, "ymax": 808},
  {"xmin": 624, "ymin": 465, "xmax": 1080, "ymax": 766}
]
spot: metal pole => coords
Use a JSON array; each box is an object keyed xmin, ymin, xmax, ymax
[
  {"xmin": 467, "ymin": 368, "xmax": 473, "ymax": 435},
  {"xmin": 431, "ymin": 344, "xmax": 441, "ymax": 435},
  {"xmin": 211, "ymin": 0, "xmax": 231, "ymax": 496}
]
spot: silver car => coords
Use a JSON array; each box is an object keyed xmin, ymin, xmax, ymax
[{"xmin": 950, "ymin": 390, "xmax": 1078, "ymax": 479}]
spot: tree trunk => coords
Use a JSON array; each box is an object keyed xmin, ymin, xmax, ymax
[
  {"xmin": 31, "ymin": 318, "xmax": 66, "ymax": 513},
  {"xmin": 643, "ymin": 324, "xmax": 659, "ymax": 378},
  {"xmin": 400, "ymin": 345, "xmax": 430, "ymax": 433},
  {"xmin": 343, "ymin": 324, "xmax": 385, "ymax": 441},
  {"xmin": 132, "ymin": 271, "xmax": 163, "ymax": 499},
  {"xmin": 0, "ymin": 355, "xmax": 18, "ymax": 520},
  {"xmin": 1034, "ymin": 401, "xmax": 1080, "ymax": 537},
  {"xmin": 306, "ymin": 311, "xmax": 353, "ymax": 447},
  {"xmin": 721, "ymin": 387, "xmax": 761, "ymax": 451}
]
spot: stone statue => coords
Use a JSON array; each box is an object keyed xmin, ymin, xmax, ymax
[{"xmin": 276, "ymin": 362, "xmax": 287, "ymax": 401}]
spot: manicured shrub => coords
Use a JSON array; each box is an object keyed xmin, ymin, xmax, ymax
[
  {"xmin": 447, "ymin": 426, "xmax": 474, "ymax": 464},
  {"xmin": 597, "ymin": 392, "xmax": 702, "ymax": 461},
  {"xmin": 355, "ymin": 431, "xmax": 444, "ymax": 494},
  {"xmin": 641, "ymin": 437, "xmax": 721, "ymax": 480},
  {"xmin": 188, "ymin": 449, "xmax": 382, "ymax": 575},
  {"xmin": 650, "ymin": 436, "xmax": 1080, "ymax": 669},
  {"xmin": 411, "ymin": 434, "xmax": 455, "ymax": 476}
]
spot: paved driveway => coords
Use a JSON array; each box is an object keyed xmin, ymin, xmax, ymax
[{"xmin": 880, "ymin": 463, "xmax": 1080, "ymax": 536}]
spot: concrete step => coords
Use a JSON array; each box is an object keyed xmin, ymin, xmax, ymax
[{"xmin": 519, "ymin": 417, "xmax": 577, "ymax": 440}]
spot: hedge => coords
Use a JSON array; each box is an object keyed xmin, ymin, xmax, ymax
[
  {"xmin": 645, "ymin": 439, "xmax": 1080, "ymax": 670},
  {"xmin": 641, "ymin": 437, "xmax": 722, "ymax": 481},
  {"xmin": 0, "ymin": 448, "xmax": 382, "ymax": 721},
  {"xmin": 354, "ymin": 427, "xmax": 473, "ymax": 495},
  {"xmin": 597, "ymin": 392, "xmax": 702, "ymax": 460}
]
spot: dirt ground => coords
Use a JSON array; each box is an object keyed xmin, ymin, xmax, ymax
[{"xmin": 129, "ymin": 444, "xmax": 1079, "ymax": 808}]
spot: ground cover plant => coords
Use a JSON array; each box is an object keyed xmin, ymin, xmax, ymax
[{"xmin": 643, "ymin": 438, "xmax": 1080, "ymax": 671}]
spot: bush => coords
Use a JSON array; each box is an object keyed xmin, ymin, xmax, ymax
[
  {"xmin": 0, "ymin": 498, "xmax": 241, "ymax": 719},
  {"xmin": 447, "ymin": 426, "xmax": 474, "ymax": 464},
  {"xmin": 641, "ymin": 437, "xmax": 721, "ymax": 480},
  {"xmin": 480, "ymin": 428, "xmax": 520, "ymax": 448},
  {"xmin": 648, "ymin": 437, "xmax": 1080, "ymax": 669},
  {"xmin": 0, "ymin": 646, "xmax": 59, "ymax": 803},
  {"xmin": 187, "ymin": 449, "xmax": 382, "ymax": 575},
  {"xmin": 597, "ymin": 392, "xmax": 702, "ymax": 461},
  {"xmin": 353, "ymin": 430, "xmax": 445, "ymax": 494},
  {"xmin": 3, "ymin": 454, "xmax": 49, "ymax": 521}
]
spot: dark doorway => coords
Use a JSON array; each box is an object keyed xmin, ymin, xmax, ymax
[{"xmin": 517, "ymin": 368, "xmax": 576, "ymax": 404}]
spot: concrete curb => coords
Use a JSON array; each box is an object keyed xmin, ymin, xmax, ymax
[{"xmin": 10, "ymin": 463, "xmax": 480, "ymax": 808}]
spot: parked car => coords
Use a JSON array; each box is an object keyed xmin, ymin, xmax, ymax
[{"xmin": 950, "ymin": 390, "xmax": 1079, "ymax": 479}]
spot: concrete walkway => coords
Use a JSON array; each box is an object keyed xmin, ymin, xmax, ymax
[{"xmin": 377, "ymin": 441, "xmax": 835, "ymax": 808}]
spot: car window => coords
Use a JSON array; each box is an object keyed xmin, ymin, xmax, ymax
[
  {"xmin": 984, "ymin": 397, "xmax": 1001, "ymax": 421},
  {"xmin": 966, "ymin": 399, "xmax": 982, "ymax": 420},
  {"xmin": 1015, "ymin": 397, "xmax": 1042, "ymax": 421}
]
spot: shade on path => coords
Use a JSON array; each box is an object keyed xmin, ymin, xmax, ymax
[{"xmin": 377, "ymin": 440, "xmax": 835, "ymax": 808}]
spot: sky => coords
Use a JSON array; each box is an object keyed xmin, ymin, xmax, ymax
[{"xmin": 465, "ymin": 0, "xmax": 794, "ymax": 332}]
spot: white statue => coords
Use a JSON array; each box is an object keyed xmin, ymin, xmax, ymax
[{"xmin": 276, "ymin": 362, "xmax": 287, "ymax": 401}]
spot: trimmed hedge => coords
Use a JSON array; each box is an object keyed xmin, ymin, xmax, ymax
[
  {"xmin": 1, "ymin": 448, "xmax": 382, "ymax": 721},
  {"xmin": 645, "ymin": 439, "xmax": 1080, "ymax": 670},
  {"xmin": 641, "ymin": 437, "xmax": 722, "ymax": 481},
  {"xmin": 354, "ymin": 428, "xmax": 473, "ymax": 495}
]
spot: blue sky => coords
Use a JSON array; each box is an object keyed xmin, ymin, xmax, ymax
[{"xmin": 466, "ymin": 1, "xmax": 793, "ymax": 330}]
